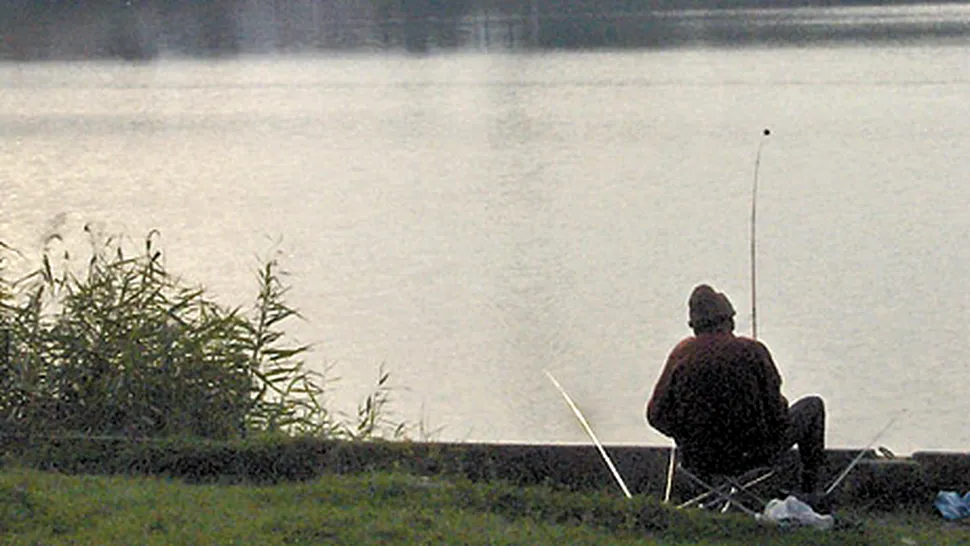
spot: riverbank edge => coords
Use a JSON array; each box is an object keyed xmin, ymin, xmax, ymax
[
  {"xmin": 391, "ymin": 442, "xmax": 965, "ymax": 511},
  {"xmin": 3, "ymin": 436, "xmax": 965, "ymax": 512}
]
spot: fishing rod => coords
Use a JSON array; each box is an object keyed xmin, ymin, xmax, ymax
[
  {"xmin": 823, "ymin": 409, "xmax": 907, "ymax": 496},
  {"xmin": 746, "ymin": 128, "xmax": 898, "ymax": 498},
  {"xmin": 750, "ymin": 128, "xmax": 770, "ymax": 340},
  {"xmin": 543, "ymin": 369, "xmax": 633, "ymax": 499},
  {"xmin": 664, "ymin": 443, "xmax": 676, "ymax": 503},
  {"xmin": 661, "ymin": 130, "xmax": 772, "ymax": 502}
]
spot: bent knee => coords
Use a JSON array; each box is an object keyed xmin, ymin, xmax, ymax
[
  {"xmin": 794, "ymin": 395, "xmax": 825, "ymax": 417},
  {"xmin": 804, "ymin": 394, "xmax": 824, "ymax": 408}
]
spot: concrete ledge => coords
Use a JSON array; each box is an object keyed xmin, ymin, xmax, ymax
[
  {"xmin": 6, "ymin": 434, "xmax": 965, "ymax": 511},
  {"xmin": 912, "ymin": 451, "xmax": 970, "ymax": 492},
  {"xmin": 401, "ymin": 443, "xmax": 962, "ymax": 510},
  {"xmin": 838, "ymin": 459, "xmax": 930, "ymax": 511}
]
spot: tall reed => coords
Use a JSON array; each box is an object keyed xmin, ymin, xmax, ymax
[{"xmin": 0, "ymin": 231, "xmax": 408, "ymax": 442}]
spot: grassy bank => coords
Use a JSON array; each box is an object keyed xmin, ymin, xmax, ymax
[{"xmin": 1, "ymin": 467, "xmax": 966, "ymax": 545}]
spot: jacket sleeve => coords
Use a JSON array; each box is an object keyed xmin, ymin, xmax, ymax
[{"xmin": 647, "ymin": 340, "xmax": 689, "ymax": 438}]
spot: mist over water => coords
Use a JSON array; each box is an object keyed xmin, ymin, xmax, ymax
[{"xmin": 3, "ymin": 15, "xmax": 969, "ymax": 453}]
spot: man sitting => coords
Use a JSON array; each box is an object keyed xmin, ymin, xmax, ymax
[{"xmin": 647, "ymin": 284, "xmax": 827, "ymax": 494}]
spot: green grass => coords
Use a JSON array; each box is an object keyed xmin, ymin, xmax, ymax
[{"xmin": 1, "ymin": 467, "xmax": 967, "ymax": 545}]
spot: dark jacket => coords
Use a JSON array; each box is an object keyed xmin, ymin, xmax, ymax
[{"xmin": 647, "ymin": 332, "xmax": 790, "ymax": 474}]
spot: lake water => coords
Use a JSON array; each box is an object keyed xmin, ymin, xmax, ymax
[{"xmin": 3, "ymin": 29, "xmax": 970, "ymax": 454}]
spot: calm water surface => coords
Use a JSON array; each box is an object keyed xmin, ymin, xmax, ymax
[{"xmin": 2, "ymin": 41, "xmax": 969, "ymax": 454}]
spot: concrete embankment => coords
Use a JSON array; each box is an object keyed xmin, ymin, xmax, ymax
[
  {"xmin": 5, "ymin": 435, "xmax": 966, "ymax": 510},
  {"xmin": 399, "ymin": 442, "xmax": 970, "ymax": 510}
]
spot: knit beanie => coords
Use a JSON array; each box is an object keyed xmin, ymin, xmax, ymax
[{"xmin": 688, "ymin": 284, "xmax": 736, "ymax": 329}]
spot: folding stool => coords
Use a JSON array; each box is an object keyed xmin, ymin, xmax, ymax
[{"xmin": 664, "ymin": 449, "xmax": 781, "ymax": 517}]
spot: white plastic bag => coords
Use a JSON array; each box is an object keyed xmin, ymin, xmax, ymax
[{"xmin": 758, "ymin": 495, "xmax": 834, "ymax": 530}]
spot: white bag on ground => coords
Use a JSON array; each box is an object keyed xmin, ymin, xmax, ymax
[{"xmin": 758, "ymin": 495, "xmax": 834, "ymax": 530}]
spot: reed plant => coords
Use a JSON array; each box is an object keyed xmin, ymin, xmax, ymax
[{"xmin": 0, "ymin": 230, "xmax": 406, "ymax": 443}]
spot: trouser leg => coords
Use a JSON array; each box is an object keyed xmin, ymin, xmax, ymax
[{"xmin": 787, "ymin": 395, "xmax": 826, "ymax": 492}]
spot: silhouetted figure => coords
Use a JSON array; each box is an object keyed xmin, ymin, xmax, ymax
[{"xmin": 647, "ymin": 284, "xmax": 827, "ymax": 493}]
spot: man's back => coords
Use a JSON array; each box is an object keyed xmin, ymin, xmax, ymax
[{"xmin": 650, "ymin": 332, "xmax": 790, "ymax": 474}]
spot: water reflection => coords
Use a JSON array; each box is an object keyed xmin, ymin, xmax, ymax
[{"xmin": 3, "ymin": 2, "xmax": 970, "ymax": 60}]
